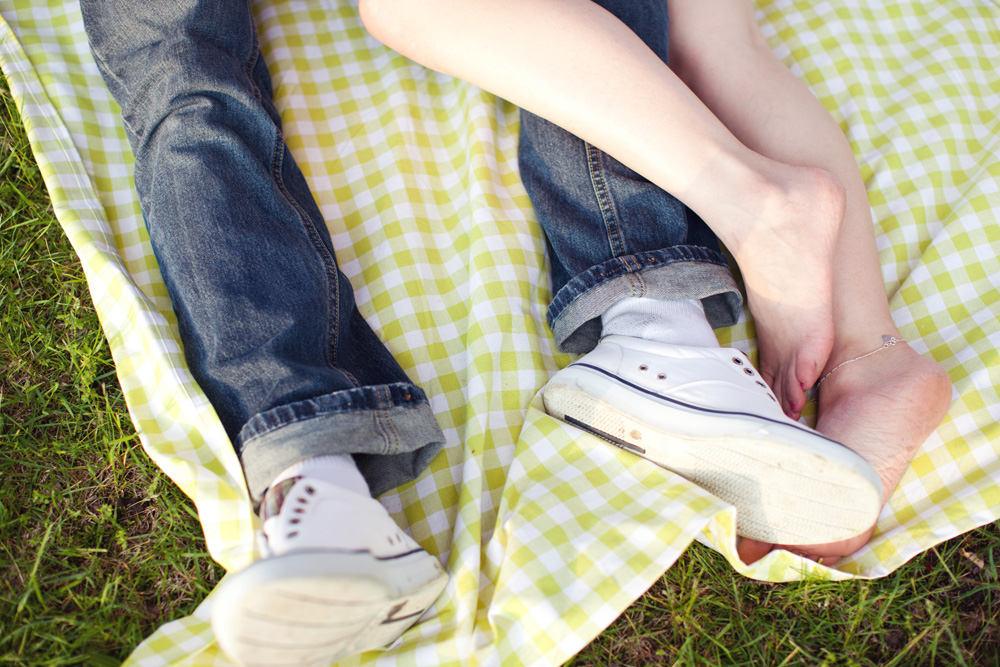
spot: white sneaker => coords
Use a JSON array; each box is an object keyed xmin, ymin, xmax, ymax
[
  {"xmin": 211, "ymin": 477, "xmax": 448, "ymax": 666},
  {"xmin": 542, "ymin": 335, "xmax": 883, "ymax": 545}
]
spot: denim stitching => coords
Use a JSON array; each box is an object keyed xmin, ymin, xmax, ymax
[
  {"xmin": 375, "ymin": 386, "xmax": 400, "ymax": 455},
  {"xmin": 384, "ymin": 386, "xmax": 402, "ymax": 454},
  {"xmin": 586, "ymin": 144, "xmax": 627, "ymax": 258},
  {"xmin": 239, "ymin": 384, "xmax": 425, "ymax": 445},
  {"xmin": 546, "ymin": 245, "xmax": 733, "ymax": 323},
  {"xmin": 242, "ymin": 2, "xmax": 261, "ymax": 105},
  {"xmin": 270, "ymin": 134, "xmax": 347, "ymax": 377},
  {"xmin": 624, "ymin": 258, "xmax": 647, "ymax": 296},
  {"xmin": 624, "ymin": 271, "xmax": 639, "ymax": 296},
  {"xmin": 240, "ymin": 2, "xmax": 350, "ymax": 383},
  {"xmin": 240, "ymin": 2, "xmax": 339, "ymax": 368},
  {"xmin": 388, "ymin": 388, "xmax": 403, "ymax": 454},
  {"xmin": 277, "ymin": 147, "xmax": 342, "ymax": 366}
]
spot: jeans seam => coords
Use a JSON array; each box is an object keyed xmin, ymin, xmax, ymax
[
  {"xmin": 241, "ymin": 10, "xmax": 354, "ymax": 386},
  {"xmin": 270, "ymin": 137, "xmax": 355, "ymax": 385},
  {"xmin": 624, "ymin": 268, "xmax": 645, "ymax": 297},
  {"xmin": 376, "ymin": 386, "xmax": 401, "ymax": 455},
  {"xmin": 624, "ymin": 271, "xmax": 638, "ymax": 296},
  {"xmin": 243, "ymin": 1, "xmax": 262, "ymax": 105},
  {"xmin": 586, "ymin": 144, "xmax": 627, "ymax": 258}
]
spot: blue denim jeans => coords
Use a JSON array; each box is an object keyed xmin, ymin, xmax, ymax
[
  {"xmin": 81, "ymin": 0, "xmax": 741, "ymax": 503},
  {"xmin": 521, "ymin": 0, "xmax": 742, "ymax": 353},
  {"xmin": 81, "ymin": 0, "xmax": 445, "ymax": 504}
]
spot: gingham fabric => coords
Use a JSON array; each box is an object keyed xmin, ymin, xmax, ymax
[{"xmin": 1, "ymin": 0, "xmax": 997, "ymax": 664}]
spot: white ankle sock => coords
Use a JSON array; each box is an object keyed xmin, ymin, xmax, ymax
[
  {"xmin": 601, "ymin": 297, "xmax": 719, "ymax": 348},
  {"xmin": 270, "ymin": 454, "xmax": 370, "ymax": 497}
]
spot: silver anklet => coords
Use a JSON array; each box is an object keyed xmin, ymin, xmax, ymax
[{"xmin": 812, "ymin": 335, "xmax": 904, "ymax": 398}]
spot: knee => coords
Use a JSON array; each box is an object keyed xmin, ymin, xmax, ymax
[
  {"xmin": 359, "ymin": 0, "xmax": 447, "ymax": 67},
  {"xmin": 358, "ymin": 0, "xmax": 412, "ymax": 51},
  {"xmin": 668, "ymin": 3, "xmax": 771, "ymax": 82}
]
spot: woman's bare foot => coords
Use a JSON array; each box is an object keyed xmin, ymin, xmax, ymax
[
  {"xmin": 722, "ymin": 163, "xmax": 846, "ymax": 419},
  {"xmin": 738, "ymin": 338, "xmax": 952, "ymax": 565}
]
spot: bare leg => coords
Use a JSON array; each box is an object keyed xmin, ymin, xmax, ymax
[
  {"xmin": 669, "ymin": 0, "xmax": 953, "ymax": 561},
  {"xmin": 361, "ymin": 0, "xmax": 844, "ymax": 396}
]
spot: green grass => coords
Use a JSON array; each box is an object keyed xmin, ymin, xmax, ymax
[
  {"xmin": 0, "ymin": 71, "xmax": 998, "ymax": 666},
  {"xmin": 570, "ymin": 532, "xmax": 1000, "ymax": 666},
  {"xmin": 0, "ymin": 76, "xmax": 222, "ymax": 665}
]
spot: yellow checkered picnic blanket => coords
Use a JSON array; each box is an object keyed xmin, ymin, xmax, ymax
[{"xmin": 1, "ymin": 0, "xmax": 998, "ymax": 664}]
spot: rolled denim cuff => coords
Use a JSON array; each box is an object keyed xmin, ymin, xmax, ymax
[
  {"xmin": 548, "ymin": 246, "xmax": 743, "ymax": 354},
  {"xmin": 237, "ymin": 382, "xmax": 445, "ymax": 504}
]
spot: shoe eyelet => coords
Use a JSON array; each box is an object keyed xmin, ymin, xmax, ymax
[
  {"xmin": 294, "ymin": 507, "xmax": 305, "ymax": 514},
  {"xmin": 743, "ymin": 368, "xmax": 754, "ymax": 376},
  {"xmin": 768, "ymin": 394, "xmax": 776, "ymax": 402},
  {"xmin": 296, "ymin": 497, "xmax": 308, "ymax": 504},
  {"xmin": 657, "ymin": 373, "xmax": 666, "ymax": 380},
  {"xmin": 289, "ymin": 518, "xmax": 300, "ymax": 524},
  {"xmin": 756, "ymin": 380, "xmax": 766, "ymax": 388},
  {"xmin": 732, "ymin": 357, "xmax": 743, "ymax": 366},
  {"xmin": 288, "ymin": 531, "xmax": 299, "ymax": 538},
  {"xmin": 638, "ymin": 364, "xmax": 648, "ymax": 372},
  {"xmin": 305, "ymin": 486, "xmax": 316, "ymax": 495}
]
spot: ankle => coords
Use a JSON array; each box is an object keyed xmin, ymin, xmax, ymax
[
  {"xmin": 823, "ymin": 330, "xmax": 903, "ymax": 376},
  {"xmin": 680, "ymin": 147, "xmax": 772, "ymax": 244},
  {"xmin": 269, "ymin": 454, "xmax": 371, "ymax": 498},
  {"xmin": 817, "ymin": 336, "xmax": 951, "ymax": 410},
  {"xmin": 600, "ymin": 297, "xmax": 719, "ymax": 348}
]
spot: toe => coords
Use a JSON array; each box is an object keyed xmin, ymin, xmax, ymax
[
  {"xmin": 737, "ymin": 538, "xmax": 774, "ymax": 564},
  {"xmin": 776, "ymin": 363, "xmax": 806, "ymax": 419},
  {"xmin": 784, "ymin": 381, "xmax": 805, "ymax": 420}
]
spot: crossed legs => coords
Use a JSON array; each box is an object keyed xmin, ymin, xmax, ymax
[
  {"xmin": 667, "ymin": 0, "xmax": 952, "ymax": 561},
  {"xmin": 362, "ymin": 0, "xmax": 952, "ymax": 559},
  {"xmin": 361, "ymin": 0, "xmax": 848, "ymax": 404}
]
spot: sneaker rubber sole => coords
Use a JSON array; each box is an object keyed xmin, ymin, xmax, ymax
[
  {"xmin": 543, "ymin": 363, "xmax": 884, "ymax": 545},
  {"xmin": 211, "ymin": 549, "xmax": 447, "ymax": 666}
]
